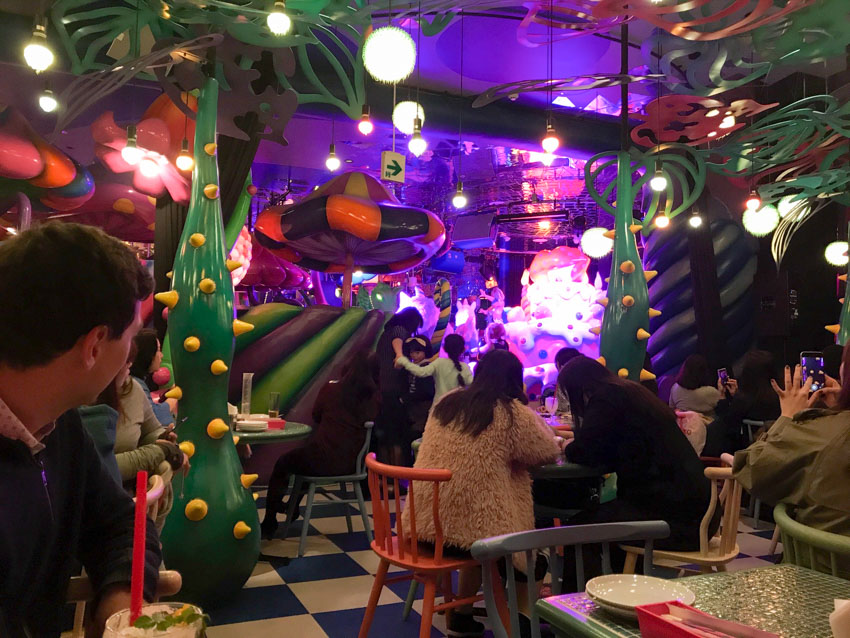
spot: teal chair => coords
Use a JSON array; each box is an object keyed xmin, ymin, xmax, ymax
[
  {"xmin": 470, "ymin": 521, "xmax": 670, "ymax": 638},
  {"xmin": 281, "ymin": 422, "xmax": 374, "ymax": 557},
  {"xmin": 774, "ymin": 503, "xmax": 850, "ymax": 579}
]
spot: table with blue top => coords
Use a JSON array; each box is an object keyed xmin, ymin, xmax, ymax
[{"xmin": 535, "ymin": 564, "xmax": 850, "ymax": 638}]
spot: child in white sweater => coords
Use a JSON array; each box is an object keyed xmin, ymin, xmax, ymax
[{"xmin": 394, "ymin": 333, "xmax": 473, "ymax": 404}]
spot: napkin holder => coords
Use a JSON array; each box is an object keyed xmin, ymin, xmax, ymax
[{"xmin": 636, "ymin": 601, "xmax": 779, "ymax": 638}]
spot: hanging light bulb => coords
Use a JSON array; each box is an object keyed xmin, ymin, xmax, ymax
[
  {"xmin": 23, "ymin": 19, "xmax": 54, "ymax": 73},
  {"xmin": 689, "ymin": 211, "xmax": 703, "ymax": 228},
  {"xmin": 745, "ymin": 189, "xmax": 761, "ymax": 211},
  {"xmin": 267, "ymin": 1, "xmax": 292, "ymax": 35},
  {"xmin": 541, "ymin": 122, "xmax": 560, "ymax": 154},
  {"xmin": 580, "ymin": 227, "xmax": 614, "ymax": 258},
  {"xmin": 777, "ymin": 195, "xmax": 796, "ymax": 218},
  {"xmin": 325, "ymin": 143, "xmax": 341, "ymax": 171},
  {"xmin": 121, "ymin": 124, "xmax": 142, "ymax": 166},
  {"xmin": 452, "ymin": 182, "xmax": 468, "ymax": 209},
  {"xmin": 408, "ymin": 118, "xmax": 427, "ymax": 157},
  {"xmin": 176, "ymin": 139, "xmax": 194, "ymax": 172},
  {"xmin": 649, "ymin": 161, "xmax": 667, "ymax": 192},
  {"xmin": 392, "ymin": 101, "xmax": 425, "ymax": 136},
  {"xmin": 825, "ymin": 241, "xmax": 849, "ymax": 267},
  {"xmin": 363, "ymin": 26, "xmax": 416, "ymax": 84},
  {"xmin": 139, "ymin": 157, "xmax": 161, "ymax": 178},
  {"xmin": 654, "ymin": 214, "xmax": 670, "ymax": 228},
  {"xmin": 743, "ymin": 204, "xmax": 779, "ymax": 237},
  {"xmin": 538, "ymin": 219, "xmax": 551, "ymax": 230},
  {"xmin": 357, "ymin": 105, "xmax": 374, "ymax": 135},
  {"xmin": 38, "ymin": 88, "xmax": 57, "ymax": 113},
  {"xmin": 540, "ymin": 153, "xmax": 555, "ymax": 167}
]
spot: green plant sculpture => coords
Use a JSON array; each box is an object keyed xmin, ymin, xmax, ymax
[
  {"xmin": 584, "ymin": 144, "xmax": 705, "ymax": 381},
  {"xmin": 157, "ymin": 76, "xmax": 260, "ymax": 605}
]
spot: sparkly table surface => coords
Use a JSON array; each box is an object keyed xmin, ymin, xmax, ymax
[{"xmin": 536, "ymin": 564, "xmax": 850, "ymax": 638}]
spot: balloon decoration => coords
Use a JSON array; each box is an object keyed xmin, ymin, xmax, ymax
[
  {"xmin": 158, "ymin": 77, "xmax": 259, "ymax": 605},
  {"xmin": 630, "ymin": 95, "xmax": 777, "ymax": 148},
  {"xmin": 91, "ymin": 108, "xmax": 191, "ymax": 204},
  {"xmin": 644, "ymin": 217, "xmax": 757, "ymax": 378},
  {"xmin": 240, "ymin": 241, "xmax": 308, "ymax": 290},
  {"xmin": 0, "ymin": 106, "xmax": 95, "ymax": 210},
  {"xmin": 584, "ymin": 143, "xmax": 706, "ymax": 380},
  {"xmin": 593, "ymin": 0, "xmax": 816, "ymax": 42},
  {"xmin": 254, "ymin": 171, "xmax": 446, "ymax": 308}
]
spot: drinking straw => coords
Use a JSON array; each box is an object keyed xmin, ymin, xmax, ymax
[{"xmin": 130, "ymin": 470, "xmax": 148, "ymax": 623}]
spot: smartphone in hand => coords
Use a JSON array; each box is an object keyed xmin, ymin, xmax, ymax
[
  {"xmin": 717, "ymin": 368, "xmax": 729, "ymax": 386},
  {"xmin": 800, "ymin": 351, "xmax": 825, "ymax": 392}
]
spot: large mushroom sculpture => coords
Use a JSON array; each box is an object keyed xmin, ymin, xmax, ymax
[{"xmin": 254, "ymin": 171, "xmax": 446, "ymax": 308}]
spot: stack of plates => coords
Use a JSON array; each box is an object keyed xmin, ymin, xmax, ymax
[
  {"xmin": 236, "ymin": 414, "xmax": 269, "ymax": 432},
  {"xmin": 585, "ymin": 575, "xmax": 695, "ymax": 619}
]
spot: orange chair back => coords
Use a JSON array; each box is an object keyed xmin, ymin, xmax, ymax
[{"xmin": 365, "ymin": 453, "xmax": 453, "ymax": 566}]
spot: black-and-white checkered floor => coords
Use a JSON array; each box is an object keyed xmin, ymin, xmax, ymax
[{"xmin": 203, "ymin": 486, "xmax": 782, "ymax": 637}]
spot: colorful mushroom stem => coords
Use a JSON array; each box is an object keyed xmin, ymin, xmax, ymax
[{"xmin": 158, "ymin": 76, "xmax": 260, "ymax": 605}]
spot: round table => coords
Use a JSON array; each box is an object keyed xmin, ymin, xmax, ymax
[
  {"xmin": 234, "ymin": 422, "xmax": 312, "ymax": 445},
  {"xmin": 532, "ymin": 455, "xmax": 608, "ymax": 479}
]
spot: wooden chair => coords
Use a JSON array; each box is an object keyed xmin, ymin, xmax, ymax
[
  {"xmin": 282, "ymin": 422, "xmax": 374, "ymax": 557},
  {"xmin": 358, "ymin": 453, "xmax": 482, "ymax": 638},
  {"xmin": 471, "ymin": 521, "xmax": 670, "ymax": 638},
  {"xmin": 622, "ymin": 466, "xmax": 742, "ymax": 574},
  {"xmin": 67, "ymin": 474, "xmax": 175, "ymax": 638}
]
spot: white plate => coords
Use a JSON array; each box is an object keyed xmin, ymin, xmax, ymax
[
  {"xmin": 237, "ymin": 420, "xmax": 268, "ymax": 431},
  {"xmin": 585, "ymin": 575, "xmax": 695, "ymax": 618}
]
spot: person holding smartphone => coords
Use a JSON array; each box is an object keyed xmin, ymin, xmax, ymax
[{"xmin": 729, "ymin": 355, "xmax": 849, "ymax": 575}]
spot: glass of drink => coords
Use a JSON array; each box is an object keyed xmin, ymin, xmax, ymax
[
  {"xmin": 103, "ymin": 603, "xmax": 205, "ymax": 637},
  {"xmin": 268, "ymin": 392, "xmax": 281, "ymax": 419},
  {"xmin": 240, "ymin": 372, "xmax": 254, "ymax": 416}
]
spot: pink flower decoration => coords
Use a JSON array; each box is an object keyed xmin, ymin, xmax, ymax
[{"xmin": 91, "ymin": 111, "xmax": 190, "ymax": 204}]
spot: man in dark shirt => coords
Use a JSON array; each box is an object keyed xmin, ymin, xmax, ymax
[{"xmin": 0, "ymin": 223, "xmax": 160, "ymax": 637}]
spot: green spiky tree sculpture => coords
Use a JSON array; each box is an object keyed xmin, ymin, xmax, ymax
[
  {"xmin": 584, "ymin": 144, "xmax": 705, "ymax": 381},
  {"xmin": 826, "ymin": 223, "xmax": 850, "ymax": 344},
  {"xmin": 157, "ymin": 76, "xmax": 260, "ymax": 605}
]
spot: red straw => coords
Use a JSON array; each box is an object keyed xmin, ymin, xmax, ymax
[{"xmin": 130, "ymin": 470, "xmax": 148, "ymax": 624}]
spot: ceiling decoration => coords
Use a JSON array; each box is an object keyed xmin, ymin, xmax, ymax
[
  {"xmin": 706, "ymin": 95, "xmax": 850, "ymax": 205},
  {"xmin": 752, "ymin": 0, "xmax": 850, "ymax": 66},
  {"xmin": 516, "ymin": 1, "xmax": 630, "ymax": 47},
  {"xmin": 593, "ymin": 0, "xmax": 817, "ymax": 42},
  {"xmin": 770, "ymin": 197, "xmax": 828, "ymax": 268},
  {"xmin": 640, "ymin": 29, "xmax": 770, "ymax": 97},
  {"xmin": 472, "ymin": 73, "xmax": 664, "ymax": 108},
  {"xmin": 630, "ymin": 95, "xmax": 777, "ymax": 148}
]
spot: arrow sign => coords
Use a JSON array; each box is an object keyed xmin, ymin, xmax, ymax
[{"xmin": 381, "ymin": 150, "xmax": 406, "ymax": 184}]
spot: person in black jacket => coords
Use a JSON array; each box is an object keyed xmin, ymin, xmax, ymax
[
  {"xmin": 0, "ymin": 223, "xmax": 160, "ymax": 637},
  {"xmin": 557, "ymin": 357, "xmax": 717, "ymax": 577}
]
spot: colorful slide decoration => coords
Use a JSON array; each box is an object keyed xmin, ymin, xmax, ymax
[
  {"xmin": 0, "ymin": 106, "xmax": 94, "ymax": 210},
  {"xmin": 430, "ymin": 278, "xmax": 452, "ymax": 350},
  {"xmin": 158, "ymin": 77, "xmax": 259, "ymax": 605},
  {"xmin": 644, "ymin": 217, "xmax": 757, "ymax": 378},
  {"xmin": 254, "ymin": 171, "xmax": 446, "ymax": 308}
]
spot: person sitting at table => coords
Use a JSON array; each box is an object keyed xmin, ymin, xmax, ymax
[
  {"xmin": 704, "ymin": 350, "xmax": 781, "ymax": 456},
  {"xmin": 261, "ymin": 350, "xmax": 380, "ymax": 539},
  {"xmin": 0, "ymin": 223, "xmax": 160, "ymax": 637},
  {"xmin": 540, "ymin": 347, "xmax": 581, "ymax": 415},
  {"xmin": 730, "ymin": 356, "xmax": 849, "ymax": 574},
  {"xmin": 669, "ymin": 354, "xmax": 721, "ymax": 421},
  {"xmin": 101, "ymin": 342, "xmax": 185, "ymax": 532},
  {"xmin": 557, "ymin": 356, "xmax": 717, "ymax": 577},
  {"xmin": 403, "ymin": 350, "xmax": 563, "ymax": 637},
  {"xmin": 394, "ymin": 333, "xmax": 473, "ymax": 405},
  {"xmin": 130, "ymin": 329, "xmax": 175, "ymax": 427}
]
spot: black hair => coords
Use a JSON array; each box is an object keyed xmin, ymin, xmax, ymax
[
  {"xmin": 443, "ymin": 333, "xmax": 467, "ymax": 387},
  {"xmin": 558, "ymin": 356, "xmax": 675, "ymax": 428},
  {"xmin": 432, "ymin": 349, "xmax": 527, "ymax": 436},
  {"xmin": 823, "ymin": 343, "xmax": 843, "ymax": 380},
  {"xmin": 555, "ymin": 347, "xmax": 581, "ymax": 370},
  {"xmin": 676, "ymin": 354, "xmax": 713, "ymax": 390},
  {"xmin": 0, "ymin": 223, "xmax": 153, "ymax": 368},
  {"xmin": 737, "ymin": 350, "xmax": 778, "ymax": 406},
  {"xmin": 385, "ymin": 307, "xmax": 423, "ymax": 335},
  {"xmin": 131, "ymin": 329, "xmax": 160, "ymax": 384},
  {"xmin": 403, "ymin": 335, "xmax": 433, "ymax": 359},
  {"xmin": 339, "ymin": 349, "xmax": 380, "ymax": 404}
]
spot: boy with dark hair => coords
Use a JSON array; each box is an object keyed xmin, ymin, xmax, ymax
[{"xmin": 0, "ymin": 223, "xmax": 161, "ymax": 637}]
